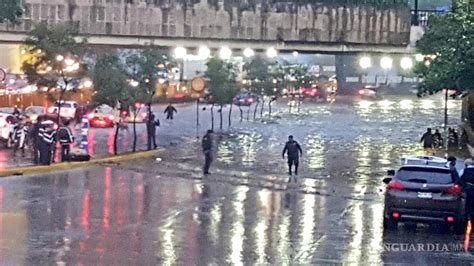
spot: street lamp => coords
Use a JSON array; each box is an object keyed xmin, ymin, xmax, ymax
[
  {"xmin": 415, "ymin": 53, "xmax": 424, "ymax": 62},
  {"xmin": 266, "ymin": 47, "xmax": 278, "ymax": 58},
  {"xmin": 380, "ymin": 56, "xmax": 393, "ymax": 70},
  {"xmin": 174, "ymin": 47, "xmax": 187, "ymax": 59},
  {"xmin": 400, "ymin": 57, "xmax": 414, "ymax": 70},
  {"xmin": 219, "ymin": 46, "xmax": 232, "ymax": 60},
  {"xmin": 359, "ymin": 56, "xmax": 372, "ymax": 69},
  {"xmin": 243, "ymin": 48, "xmax": 255, "ymax": 58},
  {"xmin": 198, "ymin": 46, "xmax": 210, "ymax": 60},
  {"xmin": 292, "ymin": 51, "xmax": 299, "ymax": 57}
]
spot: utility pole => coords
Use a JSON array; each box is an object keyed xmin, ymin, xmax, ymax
[{"xmin": 413, "ymin": 0, "xmax": 419, "ymax": 26}]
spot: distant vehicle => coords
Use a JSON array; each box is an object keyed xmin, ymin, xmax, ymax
[
  {"xmin": 0, "ymin": 112, "xmax": 15, "ymax": 147},
  {"xmin": 87, "ymin": 105, "xmax": 115, "ymax": 128},
  {"xmin": 122, "ymin": 106, "xmax": 148, "ymax": 123},
  {"xmin": 24, "ymin": 106, "xmax": 46, "ymax": 123},
  {"xmin": 358, "ymin": 85, "xmax": 378, "ymax": 99},
  {"xmin": 383, "ymin": 160, "xmax": 466, "ymax": 234},
  {"xmin": 300, "ymin": 86, "xmax": 319, "ymax": 99},
  {"xmin": 48, "ymin": 101, "xmax": 79, "ymax": 120},
  {"xmin": 442, "ymin": 89, "xmax": 458, "ymax": 99},
  {"xmin": 400, "ymin": 155, "xmax": 448, "ymax": 168},
  {"xmin": 233, "ymin": 92, "xmax": 259, "ymax": 106}
]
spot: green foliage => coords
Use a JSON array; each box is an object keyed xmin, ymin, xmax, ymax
[
  {"xmin": 205, "ymin": 57, "xmax": 238, "ymax": 105},
  {"xmin": 92, "ymin": 54, "xmax": 129, "ymax": 107},
  {"xmin": 21, "ymin": 23, "xmax": 87, "ymax": 89},
  {"xmin": 125, "ymin": 46, "xmax": 170, "ymax": 106},
  {"xmin": 415, "ymin": 7, "xmax": 474, "ymax": 95},
  {"xmin": 245, "ymin": 56, "xmax": 274, "ymax": 96},
  {"xmin": 0, "ymin": 0, "xmax": 23, "ymax": 23}
]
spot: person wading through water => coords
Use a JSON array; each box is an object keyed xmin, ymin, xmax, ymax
[{"xmin": 282, "ymin": 135, "xmax": 303, "ymax": 182}]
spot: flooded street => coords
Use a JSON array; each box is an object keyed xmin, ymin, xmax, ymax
[{"xmin": 1, "ymin": 95, "xmax": 473, "ymax": 264}]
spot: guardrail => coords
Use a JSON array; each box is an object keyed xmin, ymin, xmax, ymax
[{"xmin": 411, "ymin": 9, "xmax": 450, "ymax": 27}]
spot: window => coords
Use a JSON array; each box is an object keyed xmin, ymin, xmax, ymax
[
  {"xmin": 396, "ymin": 167, "xmax": 453, "ymax": 184},
  {"xmin": 58, "ymin": 5, "xmax": 66, "ymax": 20},
  {"xmin": 23, "ymin": 4, "xmax": 31, "ymax": 19}
]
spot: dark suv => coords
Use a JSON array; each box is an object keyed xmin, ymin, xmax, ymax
[{"xmin": 383, "ymin": 165, "xmax": 466, "ymax": 234}]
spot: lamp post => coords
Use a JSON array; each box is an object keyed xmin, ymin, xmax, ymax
[{"xmin": 54, "ymin": 54, "xmax": 80, "ymax": 126}]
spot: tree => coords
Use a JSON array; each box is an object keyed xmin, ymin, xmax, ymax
[
  {"xmin": 245, "ymin": 56, "xmax": 275, "ymax": 118},
  {"xmin": 415, "ymin": 1, "xmax": 474, "ymax": 95},
  {"xmin": 21, "ymin": 24, "xmax": 87, "ymax": 124},
  {"xmin": 125, "ymin": 46, "xmax": 171, "ymax": 151},
  {"xmin": 92, "ymin": 54, "xmax": 129, "ymax": 155},
  {"xmin": 205, "ymin": 58, "xmax": 238, "ymax": 130},
  {"xmin": 0, "ymin": 0, "xmax": 23, "ymax": 23}
]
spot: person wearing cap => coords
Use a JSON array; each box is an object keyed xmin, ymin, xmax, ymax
[
  {"xmin": 282, "ymin": 135, "xmax": 303, "ymax": 181},
  {"xmin": 57, "ymin": 121, "xmax": 75, "ymax": 162},
  {"xmin": 202, "ymin": 129, "xmax": 213, "ymax": 175},
  {"xmin": 38, "ymin": 120, "xmax": 56, "ymax": 165},
  {"xmin": 11, "ymin": 119, "xmax": 27, "ymax": 157},
  {"xmin": 447, "ymin": 156, "xmax": 460, "ymax": 184}
]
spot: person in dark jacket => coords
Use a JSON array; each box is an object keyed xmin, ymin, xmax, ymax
[
  {"xmin": 57, "ymin": 121, "xmax": 75, "ymax": 162},
  {"xmin": 282, "ymin": 135, "xmax": 303, "ymax": 180},
  {"xmin": 29, "ymin": 117, "xmax": 42, "ymax": 164},
  {"xmin": 447, "ymin": 156, "xmax": 460, "ymax": 184},
  {"xmin": 433, "ymin": 129, "xmax": 443, "ymax": 148},
  {"xmin": 420, "ymin": 128, "xmax": 434, "ymax": 149},
  {"xmin": 38, "ymin": 120, "xmax": 56, "ymax": 165},
  {"xmin": 146, "ymin": 113, "xmax": 159, "ymax": 150},
  {"xmin": 202, "ymin": 130, "xmax": 213, "ymax": 175},
  {"xmin": 461, "ymin": 159, "xmax": 474, "ymax": 219},
  {"xmin": 164, "ymin": 104, "xmax": 177, "ymax": 120},
  {"xmin": 11, "ymin": 121, "xmax": 27, "ymax": 157}
]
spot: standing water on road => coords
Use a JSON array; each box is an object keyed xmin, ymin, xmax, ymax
[{"xmin": 0, "ymin": 95, "xmax": 471, "ymax": 264}]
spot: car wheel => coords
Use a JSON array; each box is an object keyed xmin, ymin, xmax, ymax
[{"xmin": 383, "ymin": 216, "xmax": 398, "ymax": 230}]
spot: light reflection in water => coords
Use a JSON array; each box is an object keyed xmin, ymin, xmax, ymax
[
  {"xmin": 239, "ymin": 133, "xmax": 262, "ymax": 166},
  {"xmin": 229, "ymin": 187, "xmax": 248, "ymax": 265},
  {"xmin": 217, "ymin": 140, "xmax": 234, "ymax": 164},
  {"xmin": 399, "ymin": 99, "xmax": 414, "ymax": 110},
  {"xmin": 300, "ymin": 194, "xmax": 316, "ymax": 261},
  {"xmin": 305, "ymin": 135, "xmax": 325, "ymax": 170}
]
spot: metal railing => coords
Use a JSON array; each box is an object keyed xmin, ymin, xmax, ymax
[{"xmin": 411, "ymin": 9, "xmax": 450, "ymax": 27}]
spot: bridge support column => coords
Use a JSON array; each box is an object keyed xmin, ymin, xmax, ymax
[{"xmin": 335, "ymin": 54, "xmax": 361, "ymax": 95}]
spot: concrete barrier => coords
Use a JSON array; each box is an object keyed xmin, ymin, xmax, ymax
[{"xmin": 0, "ymin": 149, "xmax": 160, "ymax": 177}]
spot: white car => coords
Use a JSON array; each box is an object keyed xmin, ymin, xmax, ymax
[
  {"xmin": 0, "ymin": 113, "xmax": 15, "ymax": 146},
  {"xmin": 24, "ymin": 106, "xmax": 46, "ymax": 123},
  {"xmin": 400, "ymin": 155, "xmax": 448, "ymax": 168},
  {"xmin": 48, "ymin": 101, "xmax": 79, "ymax": 120}
]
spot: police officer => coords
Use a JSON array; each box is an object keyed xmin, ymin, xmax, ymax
[
  {"xmin": 57, "ymin": 121, "xmax": 74, "ymax": 162},
  {"xmin": 164, "ymin": 104, "xmax": 178, "ymax": 120},
  {"xmin": 202, "ymin": 130, "xmax": 213, "ymax": 175},
  {"xmin": 11, "ymin": 120, "xmax": 27, "ymax": 157},
  {"xmin": 146, "ymin": 113, "xmax": 159, "ymax": 150},
  {"xmin": 38, "ymin": 120, "xmax": 56, "ymax": 165},
  {"xmin": 461, "ymin": 159, "xmax": 474, "ymax": 219},
  {"xmin": 282, "ymin": 135, "xmax": 303, "ymax": 181}
]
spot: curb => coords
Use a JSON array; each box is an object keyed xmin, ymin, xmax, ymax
[{"xmin": 0, "ymin": 149, "xmax": 160, "ymax": 177}]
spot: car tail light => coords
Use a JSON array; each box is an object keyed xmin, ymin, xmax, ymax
[
  {"xmin": 52, "ymin": 123, "xmax": 58, "ymax": 130},
  {"xmin": 392, "ymin": 212, "xmax": 400, "ymax": 219},
  {"xmin": 312, "ymin": 89, "xmax": 317, "ymax": 93},
  {"xmin": 446, "ymin": 216, "xmax": 455, "ymax": 223},
  {"xmin": 87, "ymin": 113, "xmax": 94, "ymax": 119},
  {"xmin": 446, "ymin": 184, "xmax": 461, "ymax": 195},
  {"xmin": 108, "ymin": 115, "xmax": 115, "ymax": 120},
  {"xmin": 388, "ymin": 180, "xmax": 404, "ymax": 191},
  {"xmin": 358, "ymin": 90, "xmax": 364, "ymax": 95},
  {"xmin": 247, "ymin": 98, "xmax": 254, "ymax": 103},
  {"xmin": 142, "ymin": 113, "xmax": 147, "ymax": 117}
]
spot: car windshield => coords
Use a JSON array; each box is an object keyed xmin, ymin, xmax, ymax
[
  {"xmin": 25, "ymin": 107, "xmax": 44, "ymax": 114},
  {"xmin": 395, "ymin": 167, "xmax": 453, "ymax": 184},
  {"xmin": 95, "ymin": 105, "xmax": 113, "ymax": 114},
  {"xmin": 54, "ymin": 102, "xmax": 72, "ymax": 108},
  {"xmin": 0, "ymin": 107, "xmax": 15, "ymax": 114}
]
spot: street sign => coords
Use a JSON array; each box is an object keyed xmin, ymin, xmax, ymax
[
  {"xmin": 191, "ymin": 77, "xmax": 205, "ymax": 93},
  {"xmin": 0, "ymin": 69, "xmax": 5, "ymax": 82}
]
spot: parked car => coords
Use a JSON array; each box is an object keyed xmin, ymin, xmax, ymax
[
  {"xmin": 87, "ymin": 105, "xmax": 116, "ymax": 128},
  {"xmin": 300, "ymin": 86, "xmax": 319, "ymax": 99},
  {"xmin": 0, "ymin": 112, "xmax": 15, "ymax": 147},
  {"xmin": 48, "ymin": 101, "xmax": 79, "ymax": 120},
  {"xmin": 123, "ymin": 106, "xmax": 148, "ymax": 124},
  {"xmin": 233, "ymin": 92, "xmax": 259, "ymax": 106},
  {"xmin": 24, "ymin": 106, "xmax": 46, "ymax": 123},
  {"xmin": 383, "ymin": 156, "xmax": 466, "ymax": 234}
]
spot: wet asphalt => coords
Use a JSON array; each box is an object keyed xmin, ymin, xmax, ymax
[{"xmin": 0, "ymin": 95, "xmax": 473, "ymax": 265}]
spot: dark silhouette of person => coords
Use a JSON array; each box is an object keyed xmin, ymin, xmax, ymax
[
  {"xmin": 57, "ymin": 121, "xmax": 75, "ymax": 162},
  {"xmin": 433, "ymin": 129, "xmax": 443, "ymax": 148},
  {"xmin": 420, "ymin": 128, "xmax": 434, "ymax": 148},
  {"xmin": 164, "ymin": 104, "xmax": 177, "ymax": 120},
  {"xmin": 38, "ymin": 120, "xmax": 56, "ymax": 165},
  {"xmin": 146, "ymin": 113, "xmax": 159, "ymax": 150},
  {"xmin": 282, "ymin": 135, "xmax": 303, "ymax": 181},
  {"xmin": 202, "ymin": 130, "xmax": 213, "ymax": 175}
]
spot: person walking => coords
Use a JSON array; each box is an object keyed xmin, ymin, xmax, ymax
[
  {"xmin": 433, "ymin": 129, "xmax": 443, "ymax": 148},
  {"xmin": 282, "ymin": 135, "xmax": 303, "ymax": 182},
  {"xmin": 38, "ymin": 120, "xmax": 56, "ymax": 165},
  {"xmin": 202, "ymin": 130, "xmax": 213, "ymax": 175},
  {"xmin": 146, "ymin": 113, "xmax": 159, "ymax": 150},
  {"xmin": 164, "ymin": 104, "xmax": 178, "ymax": 120},
  {"xmin": 420, "ymin": 128, "xmax": 434, "ymax": 153},
  {"xmin": 57, "ymin": 121, "xmax": 75, "ymax": 162},
  {"xmin": 11, "ymin": 120, "xmax": 27, "ymax": 157}
]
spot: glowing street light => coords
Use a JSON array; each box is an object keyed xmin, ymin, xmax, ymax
[
  {"xmin": 219, "ymin": 46, "xmax": 232, "ymax": 60},
  {"xmin": 266, "ymin": 47, "xmax": 278, "ymax": 58},
  {"xmin": 292, "ymin": 51, "xmax": 299, "ymax": 57},
  {"xmin": 174, "ymin": 46, "xmax": 187, "ymax": 59},
  {"xmin": 83, "ymin": 79, "xmax": 93, "ymax": 88},
  {"xmin": 415, "ymin": 53, "xmax": 424, "ymax": 62},
  {"xmin": 400, "ymin": 57, "xmax": 414, "ymax": 70},
  {"xmin": 56, "ymin": 54, "xmax": 64, "ymax": 62},
  {"xmin": 129, "ymin": 79, "xmax": 139, "ymax": 87},
  {"xmin": 380, "ymin": 56, "xmax": 393, "ymax": 70},
  {"xmin": 359, "ymin": 56, "xmax": 372, "ymax": 69},
  {"xmin": 198, "ymin": 46, "xmax": 210, "ymax": 60},
  {"xmin": 243, "ymin": 48, "xmax": 255, "ymax": 58}
]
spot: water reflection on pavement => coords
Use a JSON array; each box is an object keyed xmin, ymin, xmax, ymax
[{"xmin": 0, "ymin": 95, "xmax": 473, "ymax": 264}]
